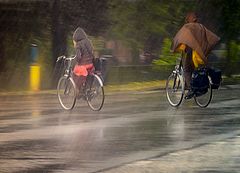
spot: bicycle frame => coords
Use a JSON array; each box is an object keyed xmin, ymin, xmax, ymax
[
  {"xmin": 56, "ymin": 55, "xmax": 105, "ymax": 111},
  {"xmin": 172, "ymin": 52, "xmax": 184, "ymax": 91},
  {"xmin": 166, "ymin": 51, "xmax": 213, "ymax": 108}
]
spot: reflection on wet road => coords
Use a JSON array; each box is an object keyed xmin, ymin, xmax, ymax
[{"xmin": 0, "ymin": 87, "xmax": 240, "ymax": 173}]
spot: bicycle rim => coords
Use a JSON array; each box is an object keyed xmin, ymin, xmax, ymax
[
  {"xmin": 86, "ymin": 75, "xmax": 105, "ymax": 111},
  {"xmin": 57, "ymin": 76, "xmax": 76, "ymax": 110},
  {"xmin": 194, "ymin": 77, "xmax": 212, "ymax": 108},
  {"xmin": 166, "ymin": 73, "xmax": 184, "ymax": 107}
]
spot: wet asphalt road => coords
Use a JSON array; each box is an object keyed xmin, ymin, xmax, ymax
[{"xmin": 0, "ymin": 85, "xmax": 240, "ymax": 173}]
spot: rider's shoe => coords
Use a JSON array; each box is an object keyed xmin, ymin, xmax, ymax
[{"xmin": 184, "ymin": 90, "xmax": 194, "ymax": 100}]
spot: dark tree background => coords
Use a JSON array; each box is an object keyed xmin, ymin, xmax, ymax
[
  {"xmin": 0, "ymin": 0, "xmax": 109, "ymax": 69},
  {"xmin": 0, "ymin": 0, "xmax": 110, "ymax": 89},
  {"xmin": 0, "ymin": 0, "xmax": 239, "ymax": 90},
  {"xmin": 51, "ymin": 0, "xmax": 110, "ymax": 64}
]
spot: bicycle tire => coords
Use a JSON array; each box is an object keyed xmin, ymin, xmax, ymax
[
  {"xmin": 57, "ymin": 76, "xmax": 77, "ymax": 110},
  {"xmin": 194, "ymin": 76, "xmax": 212, "ymax": 108},
  {"xmin": 166, "ymin": 73, "xmax": 185, "ymax": 107},
  {"xmin": 85, "ymin": 74, "xmax": 105, "ymax": 111}
]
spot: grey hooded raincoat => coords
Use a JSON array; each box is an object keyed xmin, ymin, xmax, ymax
[{"xmin": 73, "ymin": 27, "xmax": 94, "ymax": 65}]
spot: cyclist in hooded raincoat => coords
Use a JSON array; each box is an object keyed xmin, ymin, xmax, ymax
[
  {"xmin": 72, "ymin": 27, "xmax": 95, "ymax": 94},
  {"xmin": 171, "ymin": 12, "xmax": 220, "ymax": 99}
]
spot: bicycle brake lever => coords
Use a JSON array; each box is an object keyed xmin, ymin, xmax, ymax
[{"xmin": 56, "ymin": 55, "xmax": 66, "ymax": 62}]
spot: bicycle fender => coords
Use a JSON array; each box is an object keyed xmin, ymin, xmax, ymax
[{"xmin": 94, "ymin": 74, "xmax": 104, "ymax": 87}]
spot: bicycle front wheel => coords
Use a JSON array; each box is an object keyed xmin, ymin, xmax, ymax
[
  {"xmin": 85, "ymin": 74, "xmax": 105, "ymax": 111},
  {"xmin": 194, "ymin": 76, "xmax": 212, "ymax": 108},
  {"xmin": 57, "ymin": 76, "xmax": 77, "ymax": 110},
  {"xmin": 166, "ymin": 73, "xmax": 184, "ymax": 107}
]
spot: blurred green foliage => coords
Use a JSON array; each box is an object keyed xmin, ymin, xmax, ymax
[
  {"xmin": 109, "ymin": 0, "xmax": 191, "ymax": 52},
  {"xmin": 109, "ymin": 0, "xmax": 240, "ymax": 70},
  {"xmin": 224, "ymin": 40, "xmax": 240, "ymax": 76},
  {"xmin": 152, "ymin": 38, "xmax": 180, "ymax": 67},
  {"xmin": 196, "ymin": 0, "xmax": 240, "ymax": 76}
]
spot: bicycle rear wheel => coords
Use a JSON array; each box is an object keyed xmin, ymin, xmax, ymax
[
  {"xmin": 57, "ymin": 76, "xmax": 77, "ymax": 110},
  {"xmin": 85, "ymin": 74, "xmax": 105, "ymax": 111},
  {"xmin": 194, "ymin": 76, "xmax": 212, "ymax": 108},
  {"xmin": 166, "ymin": 73, "xmax": 184, "ymax": 107}
]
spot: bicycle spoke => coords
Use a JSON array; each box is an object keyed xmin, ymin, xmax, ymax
[
  {"xmin": 86, "ymin": 74, "xmax": 104, "ymax": 111},
  {"xmin": 57, "ymin": 77, "xmax": 76, "ymax": 110},
  {"xmin": 166, "ymin": 73, "xmax": 184, "ymax": 107}
]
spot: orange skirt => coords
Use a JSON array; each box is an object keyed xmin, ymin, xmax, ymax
[{"xmin": 73, "ymin": 64, "xmax": 94, "ymax": 77}]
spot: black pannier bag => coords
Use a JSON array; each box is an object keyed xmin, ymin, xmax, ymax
[
  {"xmin": 208, "ymin": 67, "xmax": 222, "ymax": 89},
  {"xmin": 191, "ymin": 68, "xmax": 209, "ymax": 96},
  {"xmin": 93, "ymin": 57, "xmax": 102, "ymax": 72}
]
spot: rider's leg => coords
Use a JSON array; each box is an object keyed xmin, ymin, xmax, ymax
[
  {"xmin": 182, "ymin": 47, "xmax": 194, "ymax": 90},
  {"xmin": 78, "ymin": 76, "xmax": 87, "ymax": 93},
  {"xmin": 73, "ymin": 65, "xmax": 88, "ymax": 97},
  {"xmin": 73, "ymin": 74, "xmax": 80, "ymax": 89},
  {"xmin": 72, "ymin": 74, "xmax": 82, "ymax": 96},
  {"xmin": 183, "ymin": 47, "xmax": 195, "ymax": 99},
  {"xmin": 73, "ymin": 64, "xmax": 94, "ymax": 98}
]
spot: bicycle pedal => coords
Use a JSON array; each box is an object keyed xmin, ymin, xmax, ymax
[{"xmin": 184, "ymin": 91, "xmax": 194, "ymax": 100}]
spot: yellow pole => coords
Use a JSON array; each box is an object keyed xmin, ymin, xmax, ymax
[{"xmin": 30, "ymin": 64, "xmax": 40, "ymax": 91}]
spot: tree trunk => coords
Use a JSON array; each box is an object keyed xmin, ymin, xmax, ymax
[
  {"xmin": 0, "ymin": 34, "xmax": 5, "ymax": 72},
  {"xmin": 51, "ymin": 0, "xmax": 68, "ymax": 88}
]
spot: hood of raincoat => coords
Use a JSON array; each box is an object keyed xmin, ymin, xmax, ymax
[
  {"xmin": 73, "ymin": 27, "xmax": 87, "ymax": 42},
  {"xmin": 171, "ymin": 23, "xmax": 220, "ymax": 64}
]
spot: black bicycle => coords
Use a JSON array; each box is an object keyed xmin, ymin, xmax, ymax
[
  {"xmin": 166, "ymin": 52, "xmax": 212, "ymax": 108},
  {"xmin": 56, "ymin": 55, "xmax": 105, "ymax": 111}
]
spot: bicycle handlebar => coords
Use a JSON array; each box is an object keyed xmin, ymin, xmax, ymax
[
  {"xmin": 56, "ymin": 55, "xmax": 76, "ymax": 62},
  {"xmin": 56, "ymin": 55, "xmax": 66, "ymax": 62}
]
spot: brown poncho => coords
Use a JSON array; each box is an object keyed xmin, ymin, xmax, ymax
[{"xmin": 171, "ymin": 23, "xmax": 220, "ymax": 64}]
